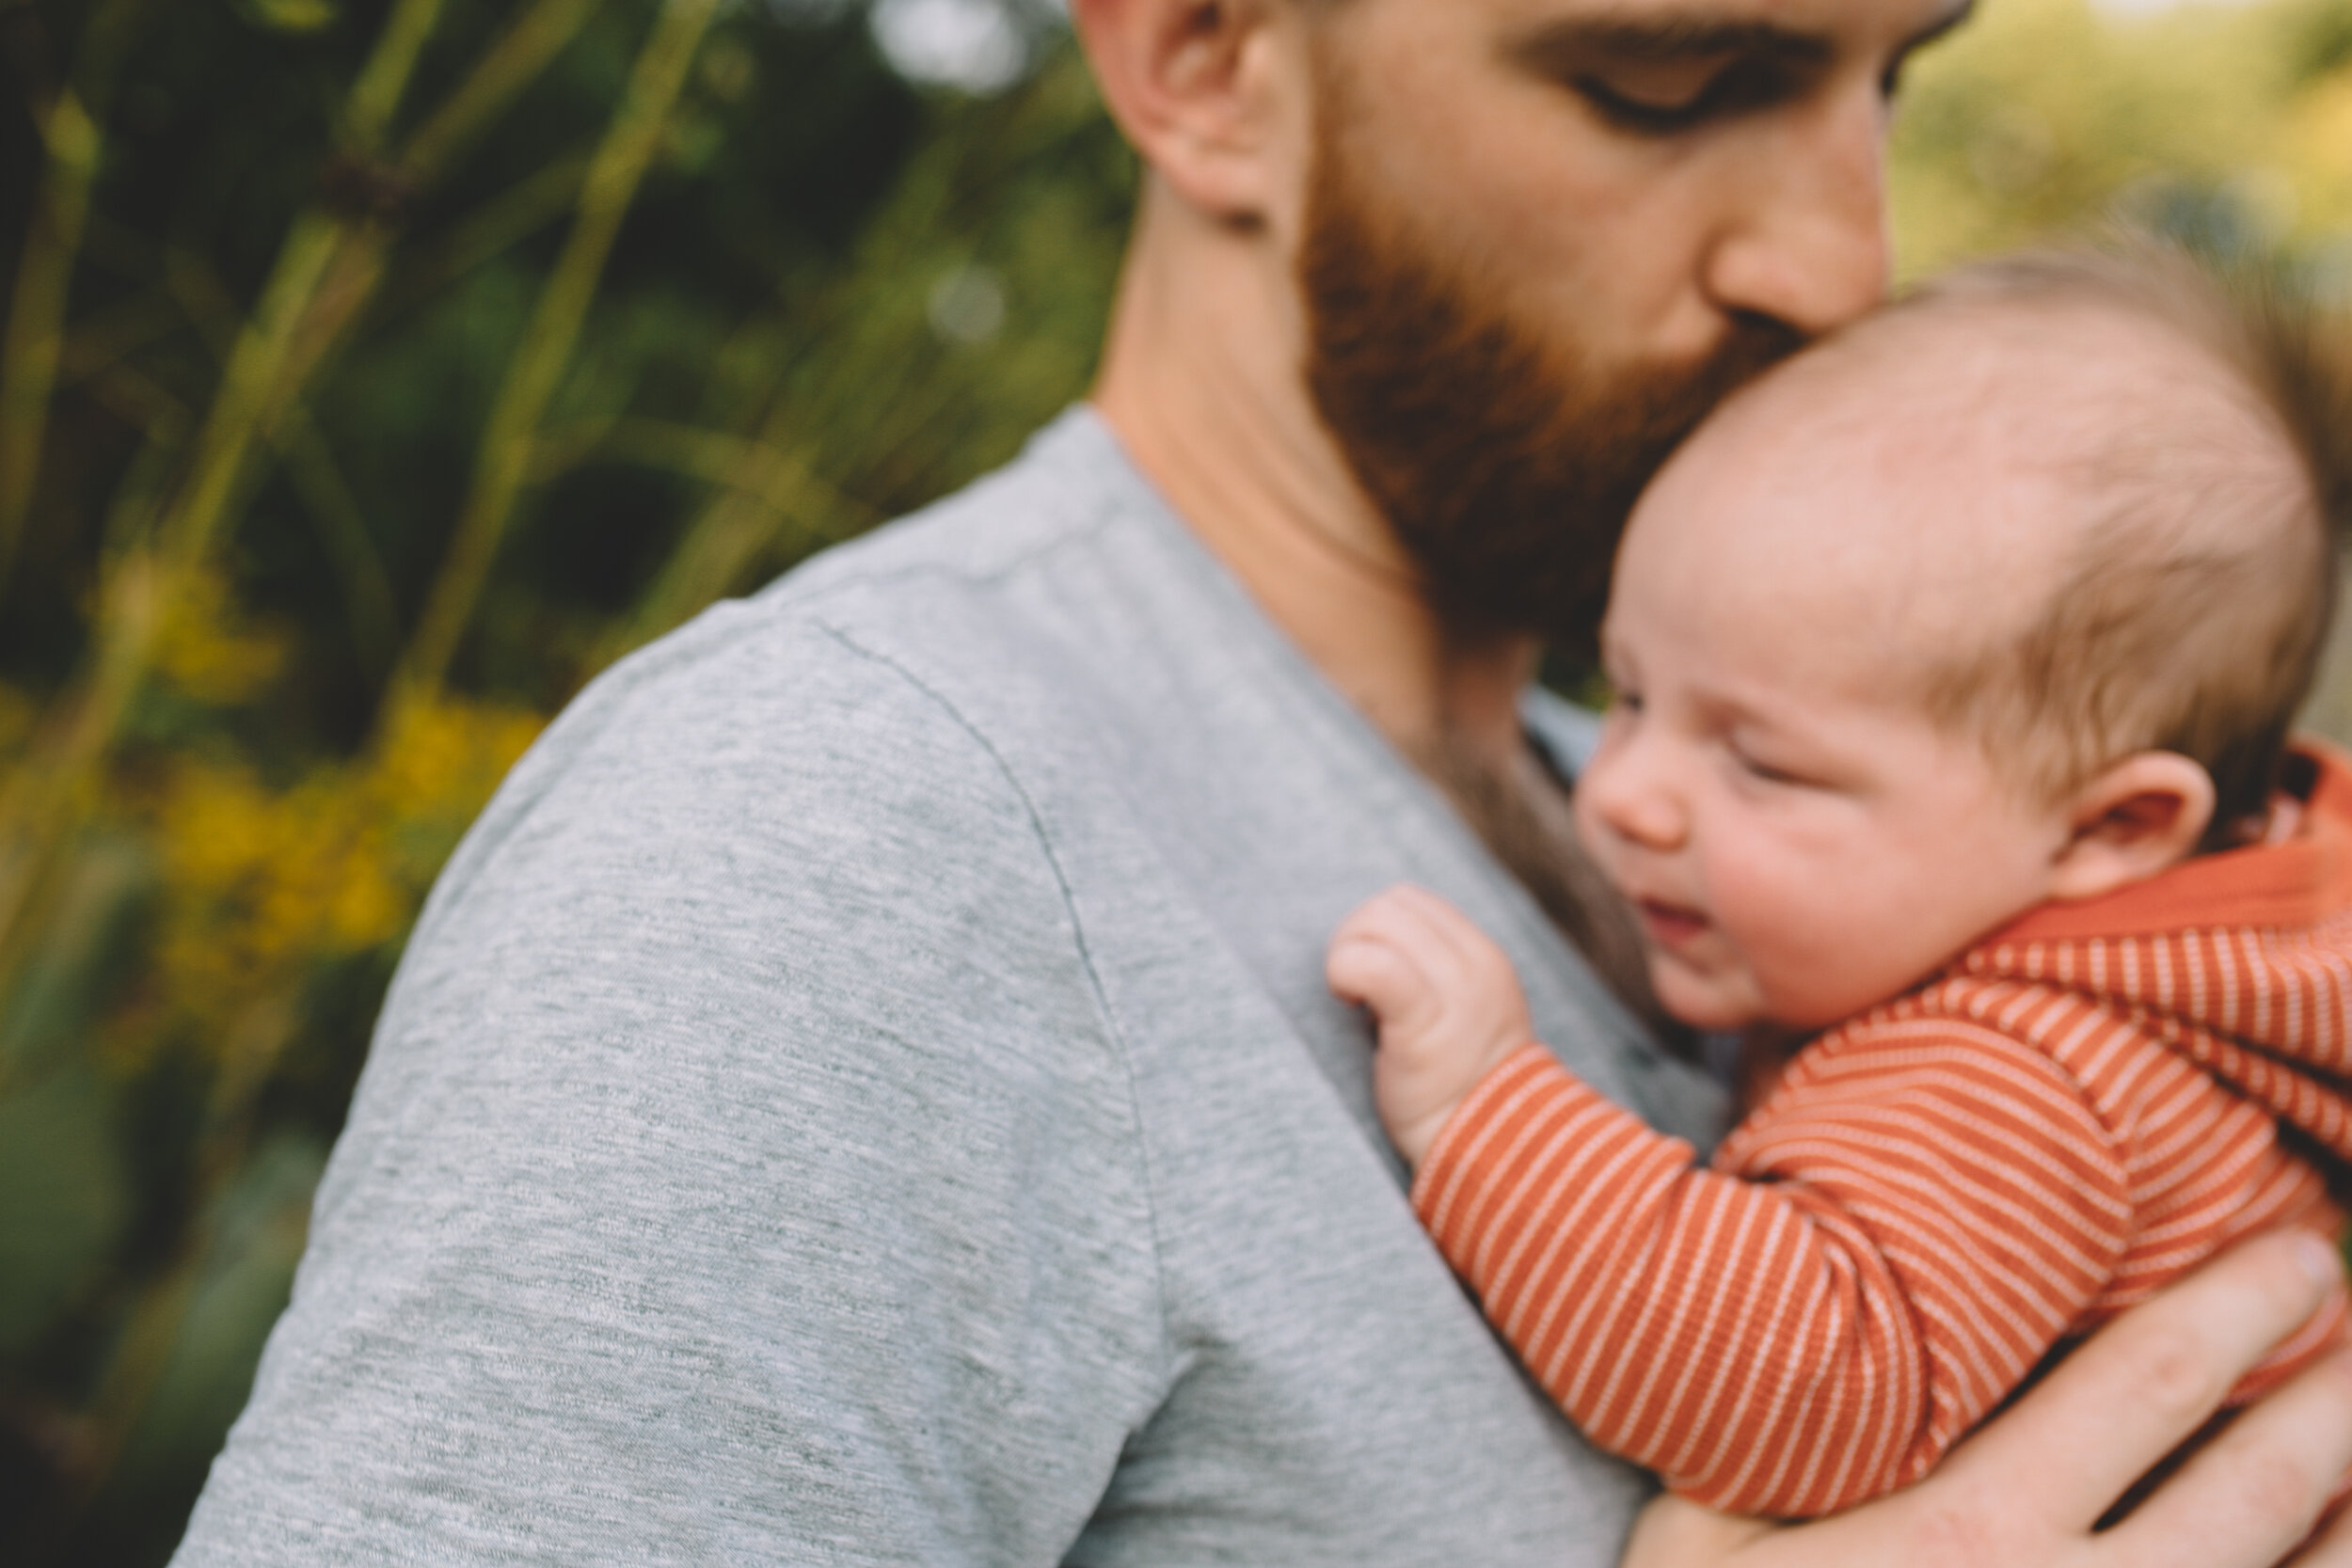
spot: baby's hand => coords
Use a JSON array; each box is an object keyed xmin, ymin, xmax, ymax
[{"xmin": 1327, "ymin": 885, "xmax": 1539, "ymax": 1169}]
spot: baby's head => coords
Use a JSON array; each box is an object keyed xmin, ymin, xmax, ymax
[{"xmin": 1573, "ymin": 243, "xmax": 2352, "ymax": 1034}]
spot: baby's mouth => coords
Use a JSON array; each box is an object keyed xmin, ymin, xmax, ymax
[{"xmin": 1633, "ymin": 898, "xmax": 1709, "ymax": 949}]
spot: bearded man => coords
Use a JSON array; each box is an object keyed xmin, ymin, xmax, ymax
[{"xmin": 172, "ymin": 0, "xmax": 2352, "ymax": 1563}]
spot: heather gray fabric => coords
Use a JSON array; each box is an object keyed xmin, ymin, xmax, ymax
[{"xmin": 173, "ymin": 409, "xmax": 1725, "ymax": 1567}]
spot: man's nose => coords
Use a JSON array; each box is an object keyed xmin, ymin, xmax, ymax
[{"xmin": 1700, "ymin": 80, "xmax": 1893, "ymax": 340}]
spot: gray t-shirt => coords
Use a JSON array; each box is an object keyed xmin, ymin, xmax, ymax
[{"xmin": 172, "ymin": 409, "xmax": 1725, "ymax": 1566}]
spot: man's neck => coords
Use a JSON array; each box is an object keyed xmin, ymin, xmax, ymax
[
  {"xmin": 1090, "ymin": 181, "xmax": 1535, "ymax": 778},
  {"xmin": 1089, "ymin": 185, "xmax": 1671, "ymax": 1033}
]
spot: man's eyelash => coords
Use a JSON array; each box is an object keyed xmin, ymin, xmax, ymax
[
  {"xmin": 1575, "ymin": 59, "xmax": 1804, "ymax": 135},
  {"xmin": 1574, "ymin": 76, "xmax": 1718, "ymax": 135}
]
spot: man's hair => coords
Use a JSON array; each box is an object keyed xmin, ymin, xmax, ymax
[{"xmin": 1888, "ymin": 241, "xmax": 2352, "ymax": 845}]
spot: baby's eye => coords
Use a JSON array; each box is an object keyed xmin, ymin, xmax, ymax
[{"xmin": 1730, "ymin": 748, "xmax": 1808, "ymax": 787}]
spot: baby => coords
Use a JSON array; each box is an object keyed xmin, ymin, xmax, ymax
[{"xmin": 1329, "ymin": 245, "xmax": 2352, "ymax": 1519}]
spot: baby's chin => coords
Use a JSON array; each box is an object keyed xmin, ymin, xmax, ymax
[
  {"xmin": 1646, "ymin": 950, "xmax": 1871, "ymax": 1038},
  {"xmin": 1645, "ymin": 956, "xmax": 1769, "ymax": 1037}
]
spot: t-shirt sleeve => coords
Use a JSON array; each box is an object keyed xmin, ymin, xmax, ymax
[{"xmin": 169, "ymin": 621, "xmax": 1169, "ymax": 1566}]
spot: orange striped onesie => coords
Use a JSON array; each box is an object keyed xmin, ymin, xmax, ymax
[{"xmin": 1413, "ymin": 746, "xmax": 2352, "ymax": 1519}]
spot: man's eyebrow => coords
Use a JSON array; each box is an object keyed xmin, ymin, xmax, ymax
[
  {"xmin": 1503, "ymin": 0, "xmax": 1975, "ymax": 71},
  {"xmin": 1505, "ymin": 12, "xmax": 1836, "ymax": 71}
]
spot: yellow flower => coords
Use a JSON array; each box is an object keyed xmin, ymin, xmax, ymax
[
  {"xmin": 127, "ymin": 696, "xmax": 546, "ymax": 1075},
  {"xmin": 151, "ymin": 571, "xmax": 287, "ymax": 708}
]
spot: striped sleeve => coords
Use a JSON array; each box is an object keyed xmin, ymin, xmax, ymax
[{"xmin": 1409, "ymin": 1032, "xmax": 2134, "ymax": 1517}]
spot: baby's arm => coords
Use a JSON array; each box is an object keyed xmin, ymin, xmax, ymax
[{"xmin": 1328, "ymin": 886, "xmax": 2137, "ymax": 1518}]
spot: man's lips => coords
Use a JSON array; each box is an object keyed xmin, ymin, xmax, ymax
[{"xmin": 1632, "ymin": 898, "xmax": 1709, "ymax": 949}]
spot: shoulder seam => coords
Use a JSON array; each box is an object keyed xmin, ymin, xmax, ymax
[{"xmin": 812, "ymin": 619, "xmax": 1179, "ymax": 1393}]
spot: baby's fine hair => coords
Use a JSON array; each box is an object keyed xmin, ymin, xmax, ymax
[{"xmin": 1883, "ymin": 241, "xmax": 2352, "ymax": 843}]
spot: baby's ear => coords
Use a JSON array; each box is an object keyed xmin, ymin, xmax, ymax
[{"xmin": 2046, "ymin": 752, "xmax": 2217, "ymax": 902}]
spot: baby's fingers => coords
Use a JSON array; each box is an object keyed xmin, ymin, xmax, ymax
[
  {"xmin": 1365, "ymin": 885, "xmax": 1518, "ymax": 992},
  {"xmin": 1326, "ymin": 928, "xmax": 1428, "ymax": 1014},
  {"xmin": 1332, "ymin": 889, "xmax": 1456, "ymax": 990}
]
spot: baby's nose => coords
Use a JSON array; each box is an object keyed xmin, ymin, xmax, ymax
[{"xmin": 1577, "ymin": 754, "xmax": 1690, "ymax": 853}]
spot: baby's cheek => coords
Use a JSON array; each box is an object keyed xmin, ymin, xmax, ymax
[
  {"xmin": 1714, "ymin": 886, "xmax": 1867, "ymax": 1027},
  {"xmin": 1756, "ymin": 910, "xmax": 1924, "ymax": 1028}
]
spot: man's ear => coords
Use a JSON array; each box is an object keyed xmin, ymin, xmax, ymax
[
  {"xmin": 2045, "ymin": 751, "xmax": 2217, "ymax": 903},
  {"xmin": 1070, "ymin": 0, "xmax": 1298, "ymax": 223}
]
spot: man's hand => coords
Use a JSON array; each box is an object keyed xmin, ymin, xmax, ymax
[
  {"xmin": 1327, "ymin": 884, "xmax": 1539, "ymax": 1167},
  {"xmin": 1622, "ymin": 1231, "xmax": 2352, "ymax": 1567}
]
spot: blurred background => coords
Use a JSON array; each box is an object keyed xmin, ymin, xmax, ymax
[{"xmin": 0, "ymin": 0, "xmax": 2347, "ymax": 1560}]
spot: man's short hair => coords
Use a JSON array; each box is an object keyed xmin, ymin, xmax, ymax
[{"xmin": 1889, "ymin": 241, "xmax": 2352, "ymax": 842}]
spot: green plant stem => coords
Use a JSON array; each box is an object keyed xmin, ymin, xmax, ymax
[
  {"xmin": 260, "ymin": 0, "xmax": 605, "ymax": 405},
  {"xmin": 55, "ymin": 287, "xmax": 180, "ymax": 388},
  {"xmin": 0, "ymin": 91, "xmax": 98, "ymax": 589},
  {"xmin": 398, "ymin": 0, "xmax": 600, "ymax": 187},
  {"xmin": 383, "ymin": 0, "xmax": 723, "ymax": 729},
  {"xmin": 369, "ymin": 153, "xmax": 593, "ymax": 325},
  {"xmin": 79, "ymin": 360, "xmax": 187, "ymax": 442},
  {"xmin": 0, "ymin": 552, "xmax": 164, "ymax": 1009},
  {"xmin": 159, "ymin": 245, "xmax": 400, "ymax": 676},
  {"xmin": 92, "ymin": 407, "xmax": 192, "ymax": 563},
  {"xmin": 0, "ymin": 0, "xmax": 455, "ymax": 971},
  {"xmin": 155, "ymin": 214, "xmax": 346, "ymax": 576},
  {"xmin": 0, "ymin": 0, "xmax": 146, "ymax": 596},
  {"xmin": 280, "ymin": 411, "xmax": 404, "ymax": 678},
  {"xmin": 345, "ymin": 0, "xmax": 449, "ymax": 153}
]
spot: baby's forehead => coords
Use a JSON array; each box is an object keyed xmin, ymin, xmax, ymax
[
  {"xmin": 1624, "ymin": 294, "xmax": 2269, "ymax": 667},
  {"xmin": 1629, "ymin": 277, "xmax": 2316, "ymax": 705},
  {"xmin": 1654, "ymin": 289, "xmax": 2290, "ymax": 604},
  {"xmin": 1730, "ymin": 294, "xmax": 2233, "ymax": 480}
]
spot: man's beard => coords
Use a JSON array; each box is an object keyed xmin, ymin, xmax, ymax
[
  {"xmin": 1295, "ymin": 100, "xmax": 1799, "ymax": 1044},
  {"xmin": 1297, "ymin": 120, "xmax": 1803, "ymax": 660}
]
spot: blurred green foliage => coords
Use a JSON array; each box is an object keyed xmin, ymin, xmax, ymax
[
  {"xmin": 0, "ymin": 0, "xmax": 2346, "ymax": 1561},
  {"xmin": 0, "ymin": 1, "xmax": 1130, "ymax": 1559},
  {"xmin": 1889, "ymin": 0, "xmax": 2352, "ymax": 271}
]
